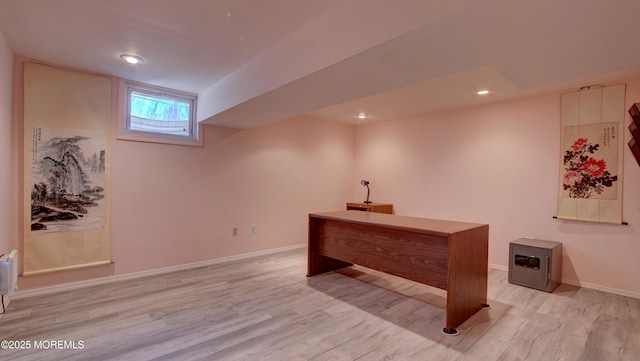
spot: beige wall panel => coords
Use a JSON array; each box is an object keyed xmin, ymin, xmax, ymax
[{"xmin": 579, "ymin": 88, "xmax": 602, "ymax": 125}]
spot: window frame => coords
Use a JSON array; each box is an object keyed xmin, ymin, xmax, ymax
[{"xmin": 117, "ymin": 80, "xmax": 203, "ymax": 147}]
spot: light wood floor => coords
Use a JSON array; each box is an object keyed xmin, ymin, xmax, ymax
[{"xmin": 1, "ymin": 247, "xmax": 638, "ymax": 360}]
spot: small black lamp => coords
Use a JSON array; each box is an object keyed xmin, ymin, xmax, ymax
[{"xmin": 360, "ymin": 179, "xmax": 371, "ymax": 203}]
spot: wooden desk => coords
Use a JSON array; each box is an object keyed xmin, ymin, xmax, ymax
[
  {"xmin": 307, "ymin": 210, "xmax": 489, "ymax": 334},
  {"xmin": 346, "ymin": 202, "xmax": 393, "ymax": 214}
]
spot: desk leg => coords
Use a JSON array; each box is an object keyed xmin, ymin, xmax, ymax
[
  {"xmin": 443, "ymin": 226, "xmax": 489, "ymax": 334},
  {"xmin": 307, "ymin": 216, "xmax": 352, "ymax": 276},
  {"xmin": 307, "ymin": 254, "xmax": 352, "ymax": 277}
]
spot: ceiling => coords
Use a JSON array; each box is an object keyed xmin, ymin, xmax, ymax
[{"xmin": 1, "ymin": 0, "xmax": 640, "ymax": 128}]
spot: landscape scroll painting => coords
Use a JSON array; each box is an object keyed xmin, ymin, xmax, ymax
[
  {"xmin": 23, "ymin": 62, "xmax": 111, "ymax": 275},
  {"xmin": 557, "ymin": 84, "xmax": 625, "ymax": 224},
  {"xmin": 31, "ymin": 127, "xmax": 106, "ymax": 233}
]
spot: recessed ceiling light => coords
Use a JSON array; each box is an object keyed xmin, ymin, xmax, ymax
[
  {"xmin": 120, "ymin": 54, "xmax": 143, "ymax": 64},
  {"xmin": 477, "ymin": 89, "xmax": 490, "ymax": 95},
  {"xmin": 357, "ymin": 113, "xmax": 368, "ymax": 119}
]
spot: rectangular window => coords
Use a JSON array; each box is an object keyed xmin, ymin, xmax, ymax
[{"xmin": 118, "ymin": 81, "xmax": 202, "ymax": 146}]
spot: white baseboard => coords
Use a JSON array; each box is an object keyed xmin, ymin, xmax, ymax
[
  {"xmin": 488, "ymin": 263, "xmax": 508, "ymax": 272},
  {"xmin": 14, "ymin": 247, "xmax": 639, "ymax": 301},
  {"xmin": 559, "ymin": 278, "xmax": 640, "ymax": 300},
  {"xmin": 489, "ymin": 263, "xmax": 640, "ymax": 300},
  {"xmin": 13, "ymin": 244, "xmax": 307, "ymax": 300}
]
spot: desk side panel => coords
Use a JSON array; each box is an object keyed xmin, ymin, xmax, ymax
[
  {"xmin": 318, "ymin": 218, "xmax": 449, "ymax": 289},
  {"xmin": 308, "ymin": 216, "xmax": 352, "ymax": 276},
  {"xmin": 446, "ymin": 225, "xmax": 489, "ymax": 330}
]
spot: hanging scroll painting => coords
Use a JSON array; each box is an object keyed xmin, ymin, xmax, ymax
[
  {"xmin": 31, "ymin": 127, "xmax": 106, "ymax": 233},
  {"xmin": 23, "ymin": 63, "xmax": 112, "ymax": 275},
  {"xmin": 557, "ymin": 84, "xmax": 625, "ymax": 224}
]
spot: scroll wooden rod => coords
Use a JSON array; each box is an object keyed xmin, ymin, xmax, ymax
[
  {"xmin": 579, "ymin": 84, "xmax": 605, "ymax": 91},
  {"xmin": 552, "ymin": 216, "xmax": 628, "ymax": 225}
]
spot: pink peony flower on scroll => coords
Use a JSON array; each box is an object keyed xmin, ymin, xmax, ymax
[
  {"xmin": 563, "ymin": 170, "xmax": 583, "ymax": 186},
  {"xmin": 571, "ymin": 137, "xmax": 588, "ymax": 151},
  {"xmin": 562, "ymin": 138, "xmax": 617, "ymax": 198},
  {"xmin": 580, "ymin": 158, "xmax": 606, "ymax": 178}
]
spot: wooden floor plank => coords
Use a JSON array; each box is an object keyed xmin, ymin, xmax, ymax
[{"xmin": 1, "ymin": 248, "xmax": 638, "ymax": 360}]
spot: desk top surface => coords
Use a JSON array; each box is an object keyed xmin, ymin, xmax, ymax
[{"xmin": 309, "ymin": 210, "xmax": 487, "ymax": 236}]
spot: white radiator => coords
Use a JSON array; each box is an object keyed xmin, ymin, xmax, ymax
[{"xmin": 0, "ymin": 250, "xmax": 18, "ymax": 296}]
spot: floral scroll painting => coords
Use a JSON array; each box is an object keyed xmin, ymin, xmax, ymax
[
  {"xmin": 557, "ymin": 84, "xmax": 625, "ymax": 224},
  {"xmin": 562, "ymin": 123, "xmax": 619, "ymax": 199}
]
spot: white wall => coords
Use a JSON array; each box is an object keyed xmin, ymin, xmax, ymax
[
  {"xmin": 20, "ymin": 112, "xmax": 355, "ymax": 288},
  {"xmin": 12, "ymin": 57, "xmax": 640, "ymax": 298},
  {"xmin": 354, "ymin": 80, "xmax": 640, "ymax": 297},
  {"xmin": 0, "ymin": 29, "xmax": 13, "ymax": 254},
  {"xmin": 109, "ymin": 115, "xmax": 355, "ymax": 275}
]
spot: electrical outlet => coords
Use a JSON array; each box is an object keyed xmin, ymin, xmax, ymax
[
  {"xmin": 250, "ymin": 224, "xmax": 256, "ymax": 234},
  {"xmin": 232, "ymin": 227, "xmax": 238, "ymax": 236}
]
